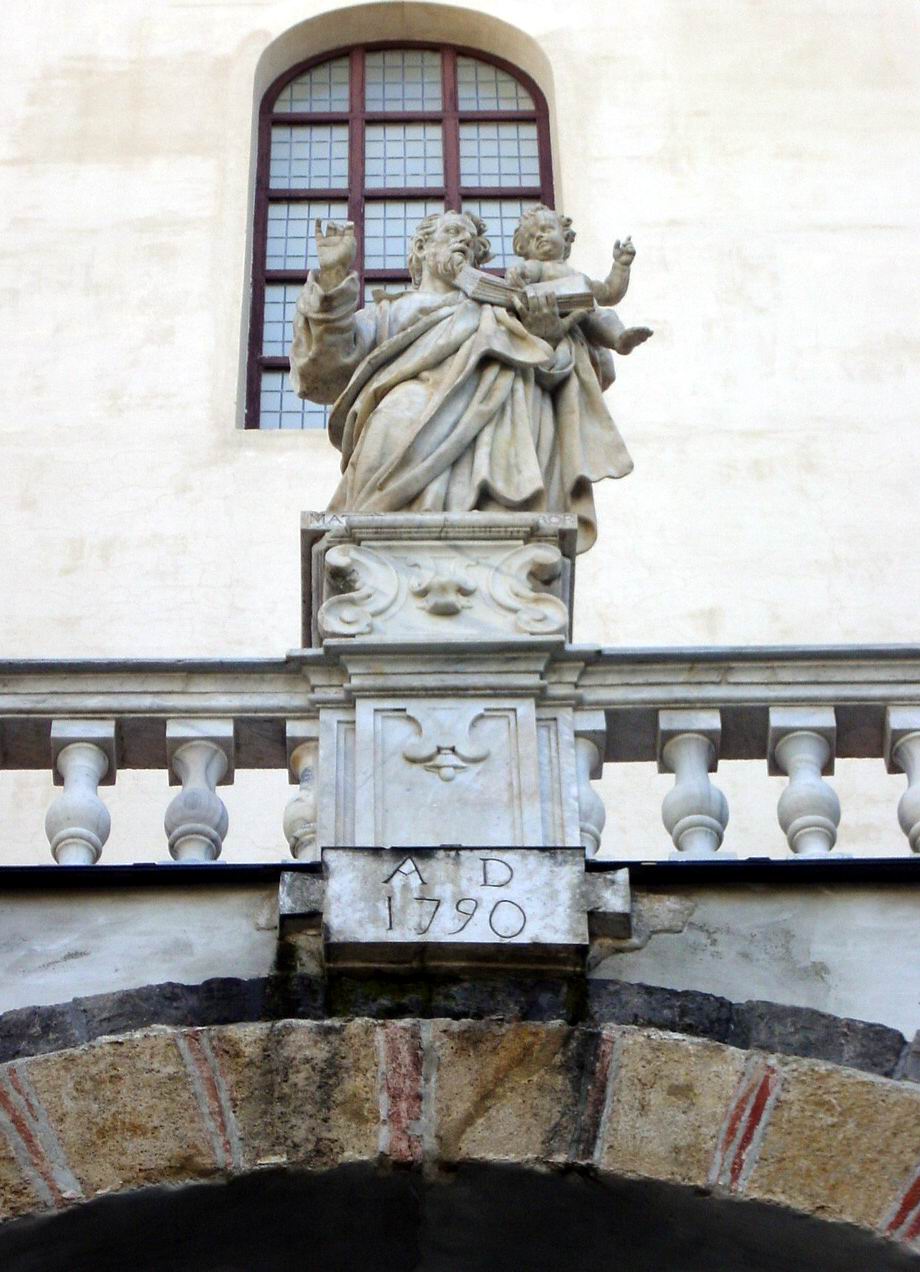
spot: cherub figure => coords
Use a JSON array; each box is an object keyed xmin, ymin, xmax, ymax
[{"xmin": 507, "ymin": 205, "xmax": 652, "ymax": 355}]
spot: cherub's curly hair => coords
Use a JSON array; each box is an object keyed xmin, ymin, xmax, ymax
[
  {"xmin": 511, "ymin": 205, "xmax": 575, "ymax": 261},
  {"xmin": 407, "ymin": 211, "xmax": 492, "ymax": 287}
]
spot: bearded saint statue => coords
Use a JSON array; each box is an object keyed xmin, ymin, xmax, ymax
[{"xmin": 289, "ymin": 209, "xmax": 648, "ymax": 553}]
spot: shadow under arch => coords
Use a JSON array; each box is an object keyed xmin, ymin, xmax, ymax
[{"xmin": 1, "ymin": 1161, "xmax": 917, "ymax": 1272}]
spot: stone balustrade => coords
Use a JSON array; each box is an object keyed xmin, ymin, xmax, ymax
[{"xmin": 0, "ymin": 648, "xmax": 918, "ymax": 863}]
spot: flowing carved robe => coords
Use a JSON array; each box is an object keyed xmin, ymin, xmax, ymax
[{"xmin": 289, "ymin": 271, "xmax": 633, "ymax": 553}]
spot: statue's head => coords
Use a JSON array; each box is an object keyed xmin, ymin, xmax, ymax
[
  {"xmin": 408, "ymin": 211, "xmax": 492, "ymax": 288},
  {"xmin": 512, "ymin": 205, "xmax": 575, "ymax": 263}
]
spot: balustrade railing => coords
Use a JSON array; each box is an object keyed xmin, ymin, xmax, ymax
[{"xmin": 0, "ymin": 647, "xmax": 919, "ymax": 865}]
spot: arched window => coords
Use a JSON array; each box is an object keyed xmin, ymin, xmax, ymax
[{"xmin": 247, "ymin": 43, "xmax": 554, "ymax": 429}]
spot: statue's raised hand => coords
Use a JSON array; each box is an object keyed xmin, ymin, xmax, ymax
[
  {"xmin": 613, "ymin": 236, "xmax": 636, "ymax": 266},
  {"xmin": 314, "ymin": 219, "xmax": 356, "ymax": 288}
]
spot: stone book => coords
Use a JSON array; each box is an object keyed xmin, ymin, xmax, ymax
[{"xmin": 456, "ymin": 264, "xmax": 594, "ymax": 314}]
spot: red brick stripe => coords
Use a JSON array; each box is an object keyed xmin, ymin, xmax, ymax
[
  {"xmin": 0, "ymin": 1064, "xmax": 83, "ymax": 1209},
  {"xmin": 885, "ymin": 1164, "xmax": 920, "ymax": 1247},
  {"xmin": 377, "ymin": 1021, "xmax": 424, "ymax": 1164},
  {"xmin": 710, "ymin": 1058, "xmax": 781, "ymax": 1192}
]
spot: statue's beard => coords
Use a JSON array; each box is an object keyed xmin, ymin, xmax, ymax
[{"xmin": 427, "ymin": 241, "xmax": 471, "ymax": 283}]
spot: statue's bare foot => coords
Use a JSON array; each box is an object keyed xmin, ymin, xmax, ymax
[{"xmin": 615, "ymin": 326, "xmax": 653, "ymax": 354}]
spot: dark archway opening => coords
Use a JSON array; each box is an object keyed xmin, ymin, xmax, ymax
[{"xmin": 1, "ymin": 1162, "xmax": 916, "ymax": 1271}]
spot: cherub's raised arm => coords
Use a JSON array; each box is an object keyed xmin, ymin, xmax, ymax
[
  {"xmin": 288, "ymin": 221, "xmax": 375, "ymax": 404},
  {"xmin": 591, "ymin": 235, "xmax": 636, "ymax": 306}
]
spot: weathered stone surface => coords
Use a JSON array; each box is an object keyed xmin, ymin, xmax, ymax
[
  {"xmin": 23, "ymin": 1031, "xmax": 215, "ymax": 1197},
  {"xmin": 588, "ymin": 979, "xmax": 735, "ymax": 1044},
  {"xmin": 745, "ymin": 1058, "xmax": 920, "ymax": 1227},
  {"xmin": 327, "ymin": 973, "xmax": 580, "ymax": 1023},
  {"xmin": 0, "ymin": 1020, "xmax": 919, "ymax": 1246},
  {"xmin": 732, "ymin": 1000, "xmax": 906, "ymax": 1077},
  {"xmin": 428, "ymin": 1021, "xmax": 577, "ymax": 1163},
  {"xmin": 271, "ymin": 1020, "xmax": 379, "ymax": 1168},
  {"xmin": 595, "ymin": 1028, "xmax": 747, "ymax": 1187},
  {"xmin": 0, "ymin": 1130, "xmax": 47, "ymax": 1223},
  {"xmin": 324, "ymin": 847, "xmax": 588, "ymax": 970},
  {"xmin": 0, "ymin": 1002, "xmax": 85, "ymax": 1065},
  {"xmin": 896, "ymin": 1030, "xmax": 920, "ymax": 1084}
]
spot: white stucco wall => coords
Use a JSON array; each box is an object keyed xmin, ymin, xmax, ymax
[
  {"xmin": 594, "ymin": 883, "xmax": 920, "ymax": 1039},
  {"xmin": 0, "ymin": 881, "xmax": 914, "ymax": 1037},
  {"xmin": 0, "ymin": 0, "xmax": 918, "ymax": 864}
]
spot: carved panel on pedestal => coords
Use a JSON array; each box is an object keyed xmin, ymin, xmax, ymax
[{"xmin": 354, "ymin": 699, "xmax": 543, "ymax": 847}]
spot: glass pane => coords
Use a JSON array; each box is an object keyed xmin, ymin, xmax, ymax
[
  {"xmin": 365, "ymin": 48, "xmax": 442, "ymax": 111},
  {"xmin": 265, "ymin": 200, "xmax": 349, "ymax": 271},
  {"xmin": 274, "ymin": 57, "xmax": 349, "ymax": 112},
  {"xmin": 269, "ymin": 124, "xmax": 349, "ymax": 189},
  {"xmin": 363, "ymin": 198, "xmax": 444, "ymax": 269},
  {"xmin": 459, "ymin": 121, "xmax": 539, "ymax": 188},
  {"xmin": 260, "ymin": 369, "xmax": 329, "ymax": 430},
  {"xmin": 365, "ymin": 123, "xmax": 443, "ymax": 189},
  {"xmin": 461, "ymin": 198, "xmax": 540, "ymax": 269},
  {"xmin": 262, "ymin": 283, "xmax": 305, "ymax": 356},
  {"xmin": 456, "ymin": 57, "xmax": 534, "ymax": 111}
]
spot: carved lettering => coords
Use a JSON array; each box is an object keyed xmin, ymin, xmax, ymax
[
  {"xmin": 450, "ymin": 898, "xmax": 478, "ymax": 933},
  {"xmin": 414, "ymin": 896, "xmax": 442, "ymax": 934},
  {"xmin": 481, "ymin": 857, "xmax": 513, "ymax": 887},
  {"xmin": 384, "ymin": 856, "xmax": 427, "ymax": 885},
  {"xmin": 488, "ymin": 899, "xmax": 527, "ymax": 939}
]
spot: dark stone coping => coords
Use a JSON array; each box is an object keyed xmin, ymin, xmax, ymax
[
  {"xmin": 0, "ymin": 857, "xmax": 916, "ymax": 889},
  {"xmin": 0, "ymin": 974, "xmax": 913, "ymax": 1082}
]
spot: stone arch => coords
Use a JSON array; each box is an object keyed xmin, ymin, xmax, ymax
[
  {"xmin": 250, "ymin": 3, "xmax": 557, "ymax": 121},
  {"xmin": 0, "ymin": 1019, "xmax": 918, "ymax": 1263}
]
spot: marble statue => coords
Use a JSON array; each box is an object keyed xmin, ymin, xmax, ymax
[
  {"xmin": 290, "ymin": 208, "xmax": 652, "ymax": 552},
  {"xmin": 505, "ymin": 205, "xmax": 653, "ymax": 359}
]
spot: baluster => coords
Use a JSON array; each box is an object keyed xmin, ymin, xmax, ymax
[
  {"xmin": 284, "ymin": 720, "xmax": 320, "ymax": 861},
  {"xmin": 658, "ymin": 709, "xmax": 728, "ymax": 858},
  {"xmin": 45, "ymin": 721, "xmax": 116, "ymax": 865},
  {"xmin": 574, "ymin": 712, "xmax": 607, "ymax": 857},
  {"xmin": 885, "ymin": 708, "xmax": 920, "ymax": 854},
  {"xmin": 164, "ymin": 719, "xmax": 234, "ymax": 862},
  {"xmin": 768, "ymin": 707, "xmax": 839, "ymax": 856}
]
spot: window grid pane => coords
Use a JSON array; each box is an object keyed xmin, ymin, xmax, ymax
[
  {"xmin": 260, "ymin": 370, "xmax": 329, "ymax": 430},
  {"xmin": 269, "ymin": 124, "xmax": 349, "ymax": 189},
  {"xmin": 456, "ymin": 57, "xmax": 534, "ymax": 111},
  {"xmin": 459, "ymin": 122, "xmax": 539, "ymax": 188},
  {"xmin": 364, "ymin": 198, "xmax": 444, "ymax": 269},
  {"xmin": 262, "ymin": 283, "xmax": 305, "ymax": 356},
  {"xmin": 274, "ymin": 58, "xmax": 350, "ymax": 112},
  {"xmin": 365, "ymin": 49, "xmax": 442, "ymax": 111},
  {"xmin": 461, "ymin": 198, "xmax": 539, "ymax": 268},
  {"xmin": 252, "ymin": 49, "xmax": 552, "ymax": 428},
  {"xmin": 266, "ymin": 200, "xmax": 349, "ymax": 272},
  {"xmin": 365, "ymin": 123, "xmax": 443, "ymax": 189}
]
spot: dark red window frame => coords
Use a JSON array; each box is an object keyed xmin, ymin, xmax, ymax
[{"xmin": 245, "ymin": 42, "xmax": 555, "ymax": 428}]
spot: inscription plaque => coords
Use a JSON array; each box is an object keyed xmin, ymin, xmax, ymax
[{"xmin": 322, "ymin": 847, "xmax": 588, "ymax": 970}]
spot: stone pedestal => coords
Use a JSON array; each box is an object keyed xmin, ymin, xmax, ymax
[
  {"xmin": 297, "ymin": 512, "xmax": 598, "ymax": 851},
  {"xmin": 292, "ymin": 511, "xmax": 627, "ymax": 969}
]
